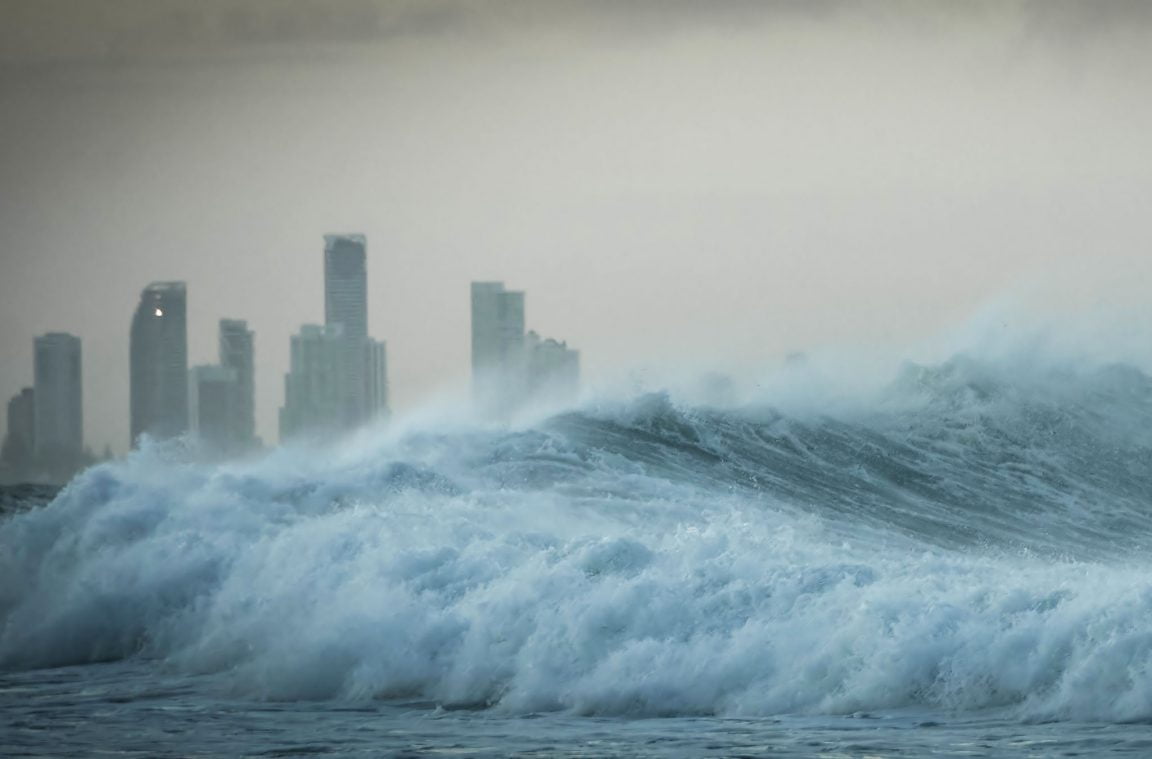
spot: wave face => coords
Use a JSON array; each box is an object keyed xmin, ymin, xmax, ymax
[{"xmin": 4, "ymin": 354, "xmax": 1152, "ymax": 721}]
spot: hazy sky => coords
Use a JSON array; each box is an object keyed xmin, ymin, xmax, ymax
[{"xmin": 3, "ymin": 0, "xmax": 1152, "ymax": 451}]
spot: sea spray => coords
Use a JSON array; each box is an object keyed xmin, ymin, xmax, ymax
[{"xmin": 3, "ymin": 353, "xmax": 1152, "ymax": 721}]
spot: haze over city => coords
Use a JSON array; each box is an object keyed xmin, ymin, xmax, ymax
[
  {"xmin": 3, "ymin": 0, "xmax": 1152, "ymax": 454},
  {"xmin": 10, "ymin": 3, "xmax": 1152, "ymax": 757}
]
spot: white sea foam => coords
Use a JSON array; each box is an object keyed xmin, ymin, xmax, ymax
[{"xmin": 3, "ymin": 350, "xmax": 1152, "ymax": 721}]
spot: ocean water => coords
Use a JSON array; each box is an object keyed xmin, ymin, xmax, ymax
[{"xmin": 5, "ymin": 353, "xmax": 1152, "ymax": 756}]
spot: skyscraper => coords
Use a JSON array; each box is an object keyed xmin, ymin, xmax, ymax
[
  {"xmin": 130, "ymin": 281, "xmax": 188, "ymax": 446},
  {"xmin": 278, "ymin": 236, "xmax": 388, "ymax": 441},
  {"xmin": 324, "ymin": 234, "xmax": 369, "ymax": 425},
  {"xmin": 279, "ymin": 324, "xmax": 348, "ymax": 441},
  {"xmin": 219, "ymin": 318, "xmax": 256, "ymax": 448},
  {"xmin": 1, "ymin": 387, "xmax": 35, "ymax": 477},
  {"xmin": 324, "ymin": 234, "xmax": 368, "ymax": 341},
  {"xmin": 364, "ymin": 337, "xmax": 389, "ymax": 420},
  {"xmin": 471, "ymin": 282, "xmax": 525, "ymax": 371},
  {"xmin": 189, "ymin": 364, "xmax": 239, "ymax": 455},
  {"xmin": 33, "ymin": 332, "xmax": 83, "ymax": 466},
  {"xmin": 471, "ymin": 281, "xmax": 526, "ymax": 413}
]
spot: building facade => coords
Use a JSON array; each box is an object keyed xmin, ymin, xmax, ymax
[
  {"xmin": 279, "ymin": 324, "xmax": 348, "ymax": 440},
  {"xmin": 189, "ymin": 365, "xmax": 240, "ymax": 454},
  {"xmin": 324, "ymin": 234, "xmax": 368, "ymax": 341},
  {"xmin": 33, "ymin": 332, "xmax": 83, "ymax": 465},
  {"xmin": 130, "ymin": 281, "xmax": 188, "ymax": 446},
  {"xmin": 470, "ymin": 282, "xmax": 581, "ymax": 416},
  {"xmin": 471, "ymin": 281, "xmax": 526, "ymax": 413},
  {"xmin": 324, "ymin": 234, "xmax": 373, "ymax": 427},
  {"xmin": 1, "ymin": 387, "xmax": 35, "ymax": 477},
  {"xmin": 364, "ymin": 337, "xmax": 389, "ymax": 421},
  {"xmin": 526, "ymin": 330, "xmax": 580, "ymax": 404},
  {"xmin": 218, "ymin": 318, "xmax": 256, "ymax": 449},
  {"xmin": 278, "ymin": 236, "xmax": 389, "ymax": 441}
]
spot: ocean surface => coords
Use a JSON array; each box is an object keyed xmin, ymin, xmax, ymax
[{"xmin": 5, "ymin": 353, "xmax": 1152, "ymax": 756}]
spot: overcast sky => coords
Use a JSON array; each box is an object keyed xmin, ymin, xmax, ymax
[{"xmin": 2, "ymin": 0, "xmax": 1152, "ymax": 451}]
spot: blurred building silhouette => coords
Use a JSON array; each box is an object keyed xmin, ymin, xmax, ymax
[
  {"xmin": 219, "ymin": 318, "xmax": 257, "ymax": 449},
  {"xmin": 280, "ymin": 236, "xmax": 388, "ymax": 441},
  {"xmin": 324, "ymin": 234, "xmax": 368, "ymax": 342},
  {"xmin": 526, "ymin": 330, "xmax": 580, "ymax": 404},
  {"xmin": 33, "ymin": 332, "xmax": 83, "ymax": 475},
  {"xmin": 325, "ymin": 234, "xmax": 368, "ymax": 427},
  {"xmin": 364, "ymin": 336, "xmax": 388, "ymax": 422},
  {"xmin": 189, "ymin": 365, "xmax": 239, "ymax": 455},
  {"xmin": 183, "ymin": 320, "xmax": 257, "ymax": 458},
  {"xmin": 471, "ymin": 281, "xmax": 526, "ymax": 413},
  {"xmin": 1, "ymin": 334, "xmax": 90, "ymax": 484},
  {"xmin": 130, "ymin": 281, "xmax": 188, "ymax": 446},
  {"xmin": 279, "ymin": 324, "xmax": 347, "ymax": 440},
  {"xmin": 471, "ymin": 282, "xmax": 579, "ymax": 416},
  {"xmin": 1, "ymin": 387, "xmax": 35, "ymax": 481}
]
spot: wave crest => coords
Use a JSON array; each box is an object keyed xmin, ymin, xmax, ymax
[{"xmin": 3, "ymin": 354, "xmax": 1152, "ymax": 721}]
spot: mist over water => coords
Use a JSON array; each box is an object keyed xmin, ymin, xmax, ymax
[
  {"xmin": 4, "ymin": 3, "xmax": 1152, "ymax": 754},
  {"xmin": 5, "ymin": 325, "xmax": 1152, "ymax": 733},
  {"xmin": 6, "ymin": 0, "xmax": 1152, "ymax": 454}
]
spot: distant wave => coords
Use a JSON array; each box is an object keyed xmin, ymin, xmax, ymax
[
  {"xmin": 0, "ymin": 484, "xmax": 58, "ymax": 516},
  {"xmin": 3, "ymin": 353, "xmax": 1152, "ymax": 721}
]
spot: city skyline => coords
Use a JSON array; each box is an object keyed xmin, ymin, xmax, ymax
[
  {"xmin": 4, "ymin": 1, "xmax": 1152, "ymax": 453},
  {"xmin": 281, "ymin": 233, "xmax": 389, "ymax": 440},
  {"xmin": 471, "ymin": 281, "xmax": 579, "ymax": 417},
  {"xmin": 1, "ymin": 212, "xmax": 608, "ymax": 454},
  {"xmin": 4, "ymin": 234, "xmax": 583, "ymax": 463},
  {"xmin": 4, "ymin": 5, "xmax": 1152, "ymax": 753},
  {"xmin": 1, "ymin": 331, "xmax": 88, "ymax": 484}
]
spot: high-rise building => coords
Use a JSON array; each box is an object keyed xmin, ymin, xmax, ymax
[
  {"xmin": 324, "ymin": 234, "xmax": 368, "ymax": 341},
  {"xmin": 1, "ymin": 387, "xmax": 35, "ymax": 476},
  {"xmin": 130, "ymin": 281, "xmax": 188, "ymax": 446},
  {"xmin": 279, "ymin": 236, "xmax": 389, "ymax": 441},
  {"xmin": 471, "ymin": 281, "xmax": 526, "ymax": 413},
  {"xmin": 324, "ymin": 234, "xmax": 370, "ymax": 425},
  {"xmin": 526, "ymin": 330, "xmax": 580, "ymax": 403},
  {"xmin": 219, "ymin": 318, "xmax": 256, "ymax": 448},
  {"xmin": 33, "ymin": 332, "xmax": 83, "ymax": 466},
  {"xmin": 364, "ymin": 337, "xmax": 389, "ymax": 420},
  {"xmin": 279, "ymin": 324, "xmax": 348, "ymax": 441},
  {"xmin": 189, "ymin": 365, "xmax": 240, "ymax": 455},
  {"xmin": 471, "ymin": 282, "xmax": 525, "ymax": 373},
  {"xmin": 470, "ymin": 283, "xmax": 580, "ymax": 415}
]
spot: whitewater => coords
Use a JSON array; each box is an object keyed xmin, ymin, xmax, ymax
[{"xmin": 4, "ymin": 350, "xmax": 1152, "ymax": 756}]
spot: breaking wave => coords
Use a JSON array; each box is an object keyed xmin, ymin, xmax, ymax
[{"xmin": 4, "ymin": 351, "xmax": 1152, "ymax": 721}]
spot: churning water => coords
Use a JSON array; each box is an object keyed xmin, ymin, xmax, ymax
[{"xmin": 5, "ymin": 352, "xmax": 1152, "ymax": 756}]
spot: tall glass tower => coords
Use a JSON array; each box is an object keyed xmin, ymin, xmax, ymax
[
  {"xmin": 471, "ymin": 282, "xmax": 525, "ymax": 374},
  {"xmin": 130, "ymin": 281, "xmax": 188, "ymax": 446},
  {"xmin": 324, "ymin": 234, "xmax": 367, "ymax": 341},
  {"xmin": 323, "ymin": 235, "xmax": 369, "ymax": 425},
  {"xmin": 471, "ymin": 281, "xmax": 526, "ymax": 414},
  {"xmin": 218, "ymin": 318, "xmax": 255, "ymax": 448},
  {"xmin": 278, "ymin": 236, "xmax": 387, "ymax": 441},
  {"xmin": 33, "ymin": 332, "xmax": 83, "ymax": 464}
]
